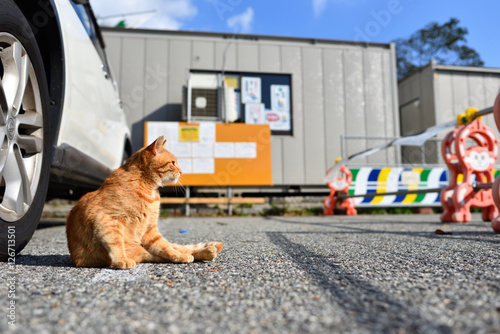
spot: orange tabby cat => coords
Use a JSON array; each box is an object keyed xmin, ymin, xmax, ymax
[{"xmin": 66, "ymin": 136, "xmax": 223, "ymax": 269}]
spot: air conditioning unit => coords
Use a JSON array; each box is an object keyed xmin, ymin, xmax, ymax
[{"xmin": 185, "ymin": 73, "xmax": 220, "ymax": 121}]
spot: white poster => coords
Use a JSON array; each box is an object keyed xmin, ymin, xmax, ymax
[
  {"xmin": 166, "ymin": 142, "xmax": 192, "ymax": 158},
  {"xmin": 192, "ymin": 143, "xmax": 214, "ymax": 158},
  {"xmin": 241, "ymin": 77, "xmax": 262, "ymax": 104},
  {"xmin": 235, "ymin": 142, "xmax": 257, "ymax": 158},
  {"xmin": 245, "ymin": 103, "xmax": 265, "ymax": 124},
  {"xmin": 146, "ymin": 122, "xmax": 179, "ymax": 145},
  {"xmin": 271, "ymin": 85, "xmax": 290, "ymax": 112},
  {"xmin": 264, "ymin": 109, "xmax": 291, "ymax": 131},
  {"xmin": 198, "ymin": 122, "xmax": 216, "ymax": 143},
  {"xmin": 192, "ymin": 158, "xmax": 215, "ymax": 174},
  {"xmin": 214, "ymin": 142, "xmax": 235, "ymax": 158},
  {"xmin": 177, "ymin": 158, "xmax": 193, "ymax": 174}
]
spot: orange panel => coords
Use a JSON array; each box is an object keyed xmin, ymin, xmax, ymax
[{"xmin": 145, "ymin": 122, "xmax": 272, "ymax": 186}]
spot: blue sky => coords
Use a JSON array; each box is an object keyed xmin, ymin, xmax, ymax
[{"xmin": 90, "ymin": 0, "xmax": 500, "ymax": 68}]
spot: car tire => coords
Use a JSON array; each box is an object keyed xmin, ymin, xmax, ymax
[
  {"xmin": 0, "ymin": 0, "xmax": 52, "ymax": 260},
  {"xmin": 121, "ymin": 145, "xmax": 130, "ymax": 166}
]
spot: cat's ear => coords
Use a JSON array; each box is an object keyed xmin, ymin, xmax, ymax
[
  {"xmin": 148, "ymin": 136, "xmax": 165, "ymax": 155},
  {"xmin": 154, "ymin": 136, "xmax": 166, "ymax": 154}
]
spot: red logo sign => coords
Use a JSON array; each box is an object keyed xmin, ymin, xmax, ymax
[{"xmin": 266, "ymin": 113, "xmax": 280, "ymax": 122}]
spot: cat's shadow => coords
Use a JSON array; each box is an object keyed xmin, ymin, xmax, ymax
[{"xmin": 14, "ymin": 254, "xmax": 74, "ymax": 267}]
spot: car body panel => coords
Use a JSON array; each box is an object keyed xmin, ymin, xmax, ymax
[{"xmin": 52, "ymin": 0, "xmax": 129, "ymax": 171}]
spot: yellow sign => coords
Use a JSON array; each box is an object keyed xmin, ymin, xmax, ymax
[
  {"xmin": 179, "ymin": 125, "xmax": 199, "ymax": 142},
  {"xmin": 224, "ymin": 76, "xmax": 239, "ymax": 88}
]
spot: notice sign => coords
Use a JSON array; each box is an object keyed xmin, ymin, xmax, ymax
[
  {"xmin": 401, "ymin": 171, "xmax": 421, "ymax": 186},
  {"xmin": 264, "ymin": 110, "xmax": 291, "ymax": 132},
  {"xmin": 241, "ymin": 77, "xmax": 261, "ymax": 104},
  {"xmin": 267, "ymin": 85, "xmax": 291, "ymax": 132},
  {"xmin": 245, "ymin": 103, "xmax": 265, "ymax": 124},
  {"xmin": 271, "ymin": 85, "xmax": 290, "ymax": 112},
  {"xmin": 235, "ymin": 142, "xmax": 257, "ymax": 158},
  {"xmin": 179, "ymin": 125, "xmax": 199, "ymax": 142}
]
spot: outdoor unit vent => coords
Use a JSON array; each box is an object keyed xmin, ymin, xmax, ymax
[
  {"xmin": 186, "ymin": 73, "xmax": 220, "ymax": 121},
  {"xmin": 190, "ymin": 88, "xmax": 218, "ymax": 118}
]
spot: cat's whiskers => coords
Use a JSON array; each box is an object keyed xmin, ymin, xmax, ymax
[{"xmin": 175, "ymin": 177, "xmax": 186, "ymax": 196}]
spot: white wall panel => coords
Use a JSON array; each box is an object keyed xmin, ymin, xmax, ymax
[
  {"xmin": 364, "ymin": 52, "xmax": 385, "ymax": 164},
  {"xmin": 119, "ymin": 37, "xmax": 145, "ymax": 150},
  {"xmin": 215, "ymin": 42, "xmax": 237, "ymax": 71},
  {"xmin": 323, "ymin": 49, "xmax": 345, "ymax": 168},
  {"xmin": 192, "ymin": 41, "xmax": 215, "ymax": 70},
  {"xmin": 281, "ymin": 46, "xmax": 305, "ymax": 185},
  {"xmin": 144, "ymin": 39, "xmax": 169, "ymax": 127},
  {"xmin": 302, "ymin": 48, "xmax": 326, "ymax": 183},
  {"xmin": 237, "ymin": 44, "xmax": 259, "ymax": 71},
  {"xmin": 259, "ymin": 45, "xmax": 281, "ymax": 73},
  {"xmin": 343, "ymin": 49, "xmax": 366, "ymax": 164}
]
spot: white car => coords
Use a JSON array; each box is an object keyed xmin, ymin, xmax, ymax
[{"xmin": 0, "ymin": 0, "xmax": 131, "ymax": 259}]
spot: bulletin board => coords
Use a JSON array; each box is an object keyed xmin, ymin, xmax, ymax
[
  {"xmin": 144, "ymin": 122, "xmax": 272, "ymax": 186},
  {"xmin": 191, "ymin": 70, "xmax": 293, "ymax": 135},
  {"xmin": 240, "ymin": 73, "xmax": 293, "ymax": 135}
]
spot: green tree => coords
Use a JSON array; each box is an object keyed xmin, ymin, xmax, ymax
[{"xmin": 395, "ymin": 18, "xmax": 484, "ymax": 80}]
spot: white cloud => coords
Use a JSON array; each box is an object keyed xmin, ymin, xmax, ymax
[
  {"xmin": 89, "ymin": 0, "xmax": 197, "ymax": 30},
  {"xmin": 227, "ymin": 7, "xmax": 254, "ymax": 33},
  {"xmin": 313, "ymin": 0, "xmax": 328, "ymax": 17},
  {"xmin": 313, "ymin": 0, "xmax": 367, "ymax": 17}
]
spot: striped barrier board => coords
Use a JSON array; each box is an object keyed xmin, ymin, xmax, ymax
[
  {"xmin": 348, "ymin": 167, "xmax": 500, "ymax": 207},
  {"xmin": 349, "ymin": 167, "xmax": 447, "ymax": 207}
]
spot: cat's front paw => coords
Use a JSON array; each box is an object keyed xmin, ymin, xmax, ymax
[
  {"xmin": 172, "ymin": 254, "xmax": 194, "ymax": 264},
  {"xmin": 113, "ymin": 258, "xmax": 136, "ymax": 269},
  {"xmin": 193, "ymin": 246, "xmax": 218, "ymax": 261},
  {"xmin": 206, "ymin": 241, "xmax": 223, "ymax": 253}
]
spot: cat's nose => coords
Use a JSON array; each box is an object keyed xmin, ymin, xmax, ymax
[{"xmin": 179, "ymin": 170, "xmax": 182, "ymax": 175}]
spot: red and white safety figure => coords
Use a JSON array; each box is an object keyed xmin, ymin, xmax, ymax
[
  {"xmin": 440, "ymin": 128, "xmax": 463, "ymax": 222},
  {"xmin": 440, "ymin": 107, "xmax": 498, "ymax": 223},
  {"xmin": 452, "ymin": 118, "xmax": 498, "ymax": 222},
  {"xmin": 324, "ymin": 158, "xmax": 357, "ymax": 216},
  {"xmin": 440, "ymin": 124, "xmax": 495, "ymax": 222}
]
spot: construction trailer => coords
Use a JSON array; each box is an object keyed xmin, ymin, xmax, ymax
[
  {"xmin": 101, "ymin": 27, "xmax": 400, "ymax": 192},
  {"xmin": 398, "ymin": 60, "xmax": 500, "ymax": 164}
]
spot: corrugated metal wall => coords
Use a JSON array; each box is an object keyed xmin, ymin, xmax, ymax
[
  {"xmin": 399, "ymin": 62, "xmax": 500, "ymax": 164},
  {"xmin": 434, "ymin": 65, "xmax": 500, "ymax": 131},
  {"xmin": 102, "ymin": 28, "xmax": 400, "ymax": 186},
  {"xmin": 400, "ymin": 62, "xmax": 500, "ymax": 132},
  {"xmin": 398, "ymin": 65, "xmax": 436, "ymax": 135}
]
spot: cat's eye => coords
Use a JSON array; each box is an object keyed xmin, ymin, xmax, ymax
[{"xmin": 172, "ymin": 161, "xmax": 176, "ymax": 165}]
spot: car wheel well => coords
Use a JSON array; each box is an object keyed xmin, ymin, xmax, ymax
[
  {"xmin": 123, "ymin": 138, "xmax": 133, "ymax": 163},
  {"xmin": 14, "ymin": 0, "xmax": 64, "ymax": 148}
]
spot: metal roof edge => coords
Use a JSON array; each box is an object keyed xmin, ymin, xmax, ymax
[
  {"xmin": 101, "ymin": 27, "xmax": 392, "ymax": 49},
  {"xmin": 397, "ymin": 61, "xmax": 434, "ymax": 84},
  {"xmin": 399, "ymin": 61, "xmax": 500, "ymax": 83},
  {"xmin": 433, "ymin": 63, "xmax": 500, "ymax": 75}
]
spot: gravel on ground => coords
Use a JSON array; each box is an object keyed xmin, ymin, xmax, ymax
[{"xmin": 1, "ymin": 214, "xmax": 500, "ymax": 333}]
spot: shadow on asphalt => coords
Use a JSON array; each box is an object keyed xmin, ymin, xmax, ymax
[
  {"xmin": 37, "ymin": 219, "xmax": 66, "ymax": 230},
  {"xmin": 15, "ymin": 254, "xmax": 73, "ymax": 267},
  {"xmin": 263, "ymin": 216, "xmax": 500, "ymax": 244},
  {"xmin": 265, "ymin": 231, "xmax": 451, "ymax": 333}
]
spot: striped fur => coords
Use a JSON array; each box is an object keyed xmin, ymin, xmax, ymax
[{"xmin": 66, "ymin": 136, "xmax": 223, "ymax": 269}]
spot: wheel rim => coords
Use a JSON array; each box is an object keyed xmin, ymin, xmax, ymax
[{"xmin": 0, "ymin": 33, "xmax": 44, "ymax": 222}]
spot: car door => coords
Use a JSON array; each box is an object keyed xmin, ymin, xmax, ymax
[{"xmin": 55, "ymin": 0, "xmax": 127, "ymax": 170}]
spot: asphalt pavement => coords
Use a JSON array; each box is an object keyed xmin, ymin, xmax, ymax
[{"xmin": 1, "ymin": 214, "xmax": 500, "ymax": 333}]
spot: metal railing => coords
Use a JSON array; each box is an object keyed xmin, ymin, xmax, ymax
[{"xmin": 341, "ymin": 135, "xmax": 444, "ymax": 167}]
